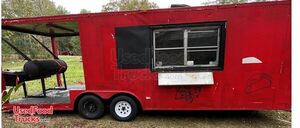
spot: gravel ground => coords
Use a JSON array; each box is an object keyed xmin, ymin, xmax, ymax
[{"xmin": 2, "ymin": 110, "xmax": 290, "ymax": 128}]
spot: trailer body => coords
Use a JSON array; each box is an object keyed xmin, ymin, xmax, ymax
[{"xmin": 2, "ymin": 1, "xmax": 291, "ymax": 113}]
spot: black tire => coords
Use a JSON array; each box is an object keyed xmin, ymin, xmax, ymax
[
  {"xmin": 77, "ymin": 95, "xmax": 105, "ymax": 119},
  {"xmin": 109, "ymin": 96, "xmax": 138, "ymax": 121}
]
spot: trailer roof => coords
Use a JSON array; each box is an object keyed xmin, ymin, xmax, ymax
[{"xmin": 1, "ymin": 1, "xmax": 289, "ymax": 37}]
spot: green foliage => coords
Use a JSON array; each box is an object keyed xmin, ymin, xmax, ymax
[
  {"xmin": 1, "ymin": 0, "xmax": 68, "ymax": 18},
  {"xmin": 57, "ymin": 37, "xmax": 72, "ymax": 53},
  {"xmin": 2, "ymin": 32, "xmax": 52, "ymax": 59},
  {"xmin": 56, "ymin": 5, "xmax": 70, "ymax": 15},
  {"xmin": 56, "ymin": 36, "xmax": 81, "ymax": 55},
  {"xmin": 80, "ymin": 9, "xmax": 92, "ymax": 14},
  {"xmin": 2, "ymin": 82, "xmax": 23, "ymax": 104},
  {"xmin": 102, "ymin": 0, "xmax": 158, "ymax": 12},
  {"xmin": 69, "ymin": 37, "xmax": 81, "ymax": 55}
]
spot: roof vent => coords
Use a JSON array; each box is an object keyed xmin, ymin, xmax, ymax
[{"xmin": 170, "ymin": 4, "xmax": 190, "ymax": 8}]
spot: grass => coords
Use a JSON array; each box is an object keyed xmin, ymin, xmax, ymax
[
  {"xmin": 2, "ymin": 110, "xmax": 291, "ymax": 127},
  {"xmin": 2, "ymin": 55, "xmax": 85, "ymax": 99}
]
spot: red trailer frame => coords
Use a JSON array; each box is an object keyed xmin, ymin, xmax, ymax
[{"xmin": 1, "ymin": 1, "xmax": 291, "ymax": 121}]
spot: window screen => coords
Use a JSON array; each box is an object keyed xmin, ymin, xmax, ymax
[{"xmin": 153, "ymin": 23, "xmax": 225, "ymax": 71}]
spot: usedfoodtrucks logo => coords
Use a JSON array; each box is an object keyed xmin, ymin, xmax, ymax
[{"xmin": 13, "ymin": 106, "xmax": 53, "ymax": 123}]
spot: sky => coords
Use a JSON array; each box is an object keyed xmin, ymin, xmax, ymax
[{"xmin": 51, "ymin": 0, "xmax": 207, "ymax": 14}]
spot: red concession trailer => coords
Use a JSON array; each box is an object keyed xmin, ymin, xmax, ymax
[{"xmin": 1, "ymin": 1, "xmax": 291, "ymax": 121}]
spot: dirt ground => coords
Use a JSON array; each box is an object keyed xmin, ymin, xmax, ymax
[{"xmin": 2, "ymin": 110, "xmax": 290, "ymax": 128}]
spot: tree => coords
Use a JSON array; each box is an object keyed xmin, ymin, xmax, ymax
[
  {"xmin": 102, "ymin": 0, "xmax": 158, "ymax": 12},
  {"xmin": 69, "ymin": 37, "xmax": 81, "ymax": 55},
  {"xmin": 80, "ymin": 9, "xmax": 91, "ymax": 14},
  {"xmin": 56, "ymin": 5, "xmax": 70, "ymax": 15},
  {"xmin": 1, "ymin": 0, "xmax": 65, "ymax": 18}
]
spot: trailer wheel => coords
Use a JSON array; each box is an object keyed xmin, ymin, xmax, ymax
[
  {"xmin": 78, "ymin": 95, "xmax": 104, "ymax": 119},
  {"xmin": 110, "ymin": 96, "xmax": 138, "ymax": 121}
]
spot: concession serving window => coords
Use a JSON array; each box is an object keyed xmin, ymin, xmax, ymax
[
  {"xmin": 115, "ymin": 22, "xmax": 225, "ymax": 71},
  {"xmin": 152, "ymin": 22, "xmax": 226, "ymax": 71}
]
